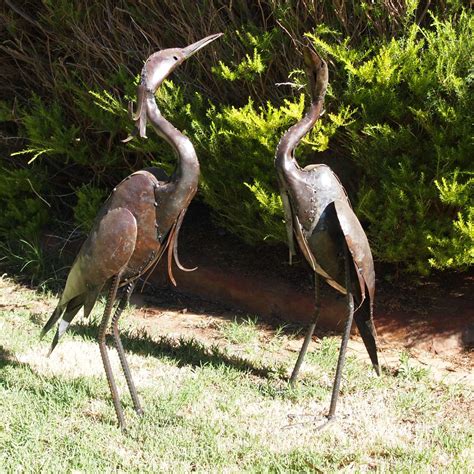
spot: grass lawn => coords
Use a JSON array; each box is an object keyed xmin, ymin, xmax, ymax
[{"xmin": 0, "ymin": 276, "xmax": 472, "ymax": 472}]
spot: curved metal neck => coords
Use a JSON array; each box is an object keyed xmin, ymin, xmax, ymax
[
  {"xmin": 146, "ymin": 94, "xmax": 200, "ymax": 189},
  {"xmin": 275, "ymin": 97, "xmax": 324, "ymax": 173}
]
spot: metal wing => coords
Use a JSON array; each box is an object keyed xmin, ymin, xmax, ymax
[
  {"xmin": 333, "ymin": 199, "xmax": 379, "ymax": 373},
  {"xmin": 77, "ymin": 207, "xmax": 138, "ymax": 287},
  {"xmin": 42, "ymin": 208, "xmax": 137, "ymax": 350},
  {"xmin": 292, "ymin": 210, "xmax": 346, "ymax": 293},
  {"xmin": 333, "ymin": 199, "xmax": 375, "ymax": 306}
]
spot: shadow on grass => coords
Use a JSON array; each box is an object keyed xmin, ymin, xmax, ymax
[
  {"xmin": 0, "ymin": 345, "xmax": 20, "ymax": 369},
  {"xmin": 68, "ymin": 322, "xmax": 285, "ymax": 381}
]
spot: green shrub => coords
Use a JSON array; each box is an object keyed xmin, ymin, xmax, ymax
[
  {"xmin": 0, "ymin": 1, "xmax": 471, "ymax": 277},
  {"xmin": 0, "ymin": 168, "xmax": 49, "ymax": 241},
  {"xmin": 428, "ymin": 173, "xmax": 474, "ymax": 270},
  {"xmin": 73, "ymin": 183, "xmax": 107, "ymax": 232},
  {"xmin": 309, "ymin": 12, "xmax": 473, "ymax": 273},
  {"xmin": 11, "ymin": 96, "xmax": 88, "ymax": 166},
  {"xmin": 195, "ymin": 94, "xmax": 355, "ymax": 243},
  {"xmin": 0, "ymin": 168, "xmax": 51, "ymax": 284}
]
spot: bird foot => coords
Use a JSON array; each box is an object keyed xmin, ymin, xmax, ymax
[
  {"xmin": 118, "ymin": 422, "xmax": 128, "ymax": 435},
  {"xmin": 315, "ymin": 414, "xmax": 335, "ymax": 431},
  {"xmin": 288, "ymin": 377, "xmax": 298, "ymax": 388},
  {"xmin": 283, "ymin": 413, "xmax": 335, "ymax": 431}
]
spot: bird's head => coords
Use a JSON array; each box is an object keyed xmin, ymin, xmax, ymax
[
  {"xmin": 141, "ymin": 33, "xmax": 223, "ymax": 92},
  {"xmin": 302, "ymin": 44, "xmax": 328, "ymax": 102},
  {"xmin": 123, "ymin": 33, "xmax": 223, "ymax": 142}
]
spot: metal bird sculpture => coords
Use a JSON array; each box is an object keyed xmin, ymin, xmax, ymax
[
  {"xmin": 275, "ymin": 45, "xmax": 380, "ymax": 427},
  {"xmin": 41, "ymin": 33, "xmax": 223, "ymax": 430}
]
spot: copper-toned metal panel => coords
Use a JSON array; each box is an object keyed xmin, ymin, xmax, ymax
[
  {"xmin": 42, "ymin": 33, "xmax": 223, "ymax": 429},
  {"xmin": 275, "ymin": 43, "xmax": 380, "ymax": 423}
]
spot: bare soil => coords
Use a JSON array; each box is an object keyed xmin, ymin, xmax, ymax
[
  {"xmin": 124, "ymin": 284, "xmax": 474, "ymax": 388},
  {"xmin": 148, "ymin": 202, "xmax": 474, "ymax": 351},
  {"xmin": 32, "ymin": 200, "xmax": 474, "ymax": 384}
]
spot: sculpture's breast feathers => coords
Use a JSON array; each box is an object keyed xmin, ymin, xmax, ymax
[
  {"xmin": 288, "ymin": 164, "xmax": 349, "ymax": 233},
  {"xmin": 304, "ymin": 165, "xmax": 348, "ymax": 203}
]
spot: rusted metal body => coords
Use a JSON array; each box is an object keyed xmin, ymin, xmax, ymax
[
  {"xmin": 41, "ymin": 33, "xmax": 222, "ymax": 430},
  {"xmin": 275, "ymin": 46, "xmax": 380, "ymax": 426}
]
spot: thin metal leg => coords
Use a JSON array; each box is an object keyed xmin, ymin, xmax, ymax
[
  {"xmin": 111, "ymin": 282, "xmax": 143, "ymax": 416},
  {"xmin": 326, "ymin": 245, "xmax": 354, "ymax": 421},
  {"xmin": 290, "ymin": 273, "xmax": 320, "ymax": 385},
  {"xmin": 98, "ymin": 274, "xmax": 126, "ymax": 430}
]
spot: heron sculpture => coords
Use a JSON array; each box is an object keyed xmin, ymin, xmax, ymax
[
  {"xmin": 41, "ymin": 33, "xmax": 223, "ymax": 430},
  {"xmin": 275, "ymin": 45, "xmax": 380, "ymax": 426}
]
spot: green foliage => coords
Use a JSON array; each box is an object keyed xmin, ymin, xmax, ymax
[
  {"xmin": 212, "ymin": 29, "xmax": 275, "ymax": 83},
  {"xmin": 197, "ymin": 97, "xmax": 299, "ymax": 243},
  {"xmin": 194, "ymin": 94, "xmax": 354, "ymax": 243},
  {"xmin": 0, "ymin": 168, "xmax": 49, "ymax": 241},
  {"xmin": 0, "ymin": 239, "xmax": 51, "ymax": 287},
  {"xmin": 12, "ymin": 96, "xmax": 88, "ymax": 165},
  {"xmin": 1, "ymin": 1, "xmax": 472, "ymax": 277},
  {"xmin": 397, "ymin": 351, "xmax": 429, "ymax": 382},
  {"xmin": 0, "ymin": 168, "xmax": 51, "ymax": 285},
  {"xmin": 73, "ymin": 183, "xmax": 107, "ymax": 232},
  {"xmin": 308, "ymin": 11, "xmax": 473, "ymax": 273},
  {"xmin": 428, "ymin": 173, "xmax": 474, "ymax": 270},
  {"xmin": 0, "ymin": 101, "xmax": 12, "ymax": 121},
  {"xmin": 213, "ymin": 48, "xmax": 266, "ymax": 82}
]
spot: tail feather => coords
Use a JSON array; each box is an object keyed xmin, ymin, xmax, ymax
[
  {"xmin": 354, "ymin": 296, "xmax": 381, "ymax": 376},
  {"xmin": 41, "ymin": 303, "xmax": 65, "ymax": 338},
  {"xmin": 42, "ymin": 294, "xmax": 86, "ymax": 355},
  {"xmin": 48, "ymin": 318, "xmax": 73, "ymax": 356},
  {"xmin": 83, "ymin": 287, "xmax": 102, "ymax": 320}
]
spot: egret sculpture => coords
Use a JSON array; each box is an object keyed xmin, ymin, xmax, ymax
[
  {"xmin": 275, "ymin": 45, "xmax": 380, "ymax": 426},
  {"xmin": 41, "ymin": 33, "xmax": 223, "ymax": 429}
]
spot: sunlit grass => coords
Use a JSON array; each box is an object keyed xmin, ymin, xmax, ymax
[
  {"xmin": 1, "ymin": 277, "xmax": 472, "ymax": 472},
  {"xmin": 219, "ymin": 315, "xmax": 260, "ymax": 345}
]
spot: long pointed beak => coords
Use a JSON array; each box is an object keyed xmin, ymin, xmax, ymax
[
  {"xmin": 122, "ymin": 33, "xmax": 223, "ymax": 144},
  {"xmin": 181, "ymin": 33, "xmax": 223, "ymax": 59}
]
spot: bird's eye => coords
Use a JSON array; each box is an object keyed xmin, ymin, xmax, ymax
[{"xmin": 173, "ymin": 56, "xmax": 178, "ymax": 61}]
